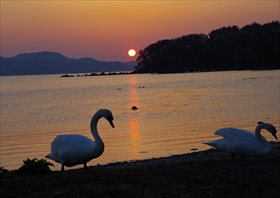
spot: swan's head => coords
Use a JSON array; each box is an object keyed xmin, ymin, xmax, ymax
[
  {"xmin": 258, "ymin": 121, "xmax": 278, "ymax": 140},
  {"xmin": 97, "ymin": 109, "xmax": 115, "ymax": 128}
]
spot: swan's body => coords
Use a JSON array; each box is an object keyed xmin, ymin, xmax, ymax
[
  {"xmin": 205, "ymin": 122, "xmax": 278, "ymax": 157},
  {"xmin": 46, "ymin": 109, "xmax": 114, "ymax": 171}
]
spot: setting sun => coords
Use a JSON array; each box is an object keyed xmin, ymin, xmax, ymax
[{"xmin": 128, "ymin": 49, "xmax": 136, "ymax": 57}]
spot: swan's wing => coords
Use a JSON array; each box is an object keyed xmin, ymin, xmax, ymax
[
  {"xmin": 51, "ymin": 134, "xmax": 93, "ymax": 152},
  {"xmin": 204, "ymin": 138, "xmax": 227, "ymax": 148},
  {"xmin": 215, "ymin": 128, "xmax": 257, "ymax": 143},
  {"xmin": 206, "ymin": 128, "xmax": 272, "ymax": 156}
]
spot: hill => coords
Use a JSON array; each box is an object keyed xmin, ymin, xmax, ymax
[
  {"xmin": 0, "ymin": 52, "xmax": 136, "ymax": 76},
  {"xmin": 135, "ymin": 21, "xmax": 280, "ymax": 73}
]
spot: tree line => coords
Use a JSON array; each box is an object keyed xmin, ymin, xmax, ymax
[{"xmin": 135, "ymin": 21, "xmax": 279, "ymax": 73}]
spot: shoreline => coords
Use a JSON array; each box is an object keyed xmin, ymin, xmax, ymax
[
  {"xmin": 2, "ymin": 146, "xmax": 280, "ymax": 197},
  {"xmin": 0, "ymin": 68, "xmax": 278, "ymax": 77},
  {"xmin": 59, "ymin": 69, "xmax": 279, "ymax": 78}
]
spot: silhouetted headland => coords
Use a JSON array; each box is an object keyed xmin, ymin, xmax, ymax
[{"xmin": 135, "ymin": 21, "xmax": 280, "ymax": 73}]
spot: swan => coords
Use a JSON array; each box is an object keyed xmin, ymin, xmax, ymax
[
  {"xmin": 46, "ymin": 109, "xmax": 114, "ymax": 171},
  {"xmin": 204, "ymin": 122, "xmax": 278, "ymax": 157}
]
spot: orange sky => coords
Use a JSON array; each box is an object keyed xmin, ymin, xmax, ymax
[{"xmin": 1, "ymin": 1, "xmax": 279, "ymax": 61}]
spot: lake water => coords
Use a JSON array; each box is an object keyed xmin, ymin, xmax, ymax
[{"xmin": 0, "ymin": 70, "xmax": 279, "ymax": 170}]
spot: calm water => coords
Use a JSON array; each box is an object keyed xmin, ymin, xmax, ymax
[{"xmin": 0, "ymin": 70, "xmax": 279, "ymax": 170}]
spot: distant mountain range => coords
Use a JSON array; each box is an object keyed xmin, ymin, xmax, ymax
[{"xmin": 0, "ymin": 51, "xmax": 137, "ymax": 76}]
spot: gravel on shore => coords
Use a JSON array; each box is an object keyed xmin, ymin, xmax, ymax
[{"xmin": 1, "ymin": 146, "xmax": 280, "ymax": 198}]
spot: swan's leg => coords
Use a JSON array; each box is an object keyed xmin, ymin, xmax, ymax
[
  {"xmin": 83, "ymin": 163, "xmax": 87, "ymax": 170},
  {"xmin": 231, "ymin": 152, "xmax": 237, "ymax": 158},
  {"xmin": 231, "ymin": 152, "xmax": 244, "ymax": 159},
  {"xmin": 61, "ymin": 164, "xmax": 64, "ymax": 172}
]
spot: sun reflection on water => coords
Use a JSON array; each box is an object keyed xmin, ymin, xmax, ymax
[{"xmin": 128, "ymin": 75, "xmax": 141, "ymax": 160}]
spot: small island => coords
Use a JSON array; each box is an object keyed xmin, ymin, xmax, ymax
[{"xmin": 60, "ymin": 71, "xmax": 134, "ymax": 77}]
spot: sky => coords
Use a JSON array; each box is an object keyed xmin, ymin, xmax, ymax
[{"xmin": 1, "ymin": 0, "xmax": 279, "ymax": 61}]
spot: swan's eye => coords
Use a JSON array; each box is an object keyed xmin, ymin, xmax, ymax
[{"xmin": 107, "ymin": 115, "xmax": 113, "ymax": 121}]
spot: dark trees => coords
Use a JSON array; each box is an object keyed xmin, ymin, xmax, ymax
[{"xmin": 135, "ymin": 21, "xmax": 280, "ymax": 73}]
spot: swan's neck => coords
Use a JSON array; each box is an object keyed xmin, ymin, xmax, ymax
[
  {"xmin": 90, "ymin": 114, "xmax": 104, "ymax": 146},
  {"xmin": 255, "ymin": 124, "xmax": 267, "ymax": 144}
]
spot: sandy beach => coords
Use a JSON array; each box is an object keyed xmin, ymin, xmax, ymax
[{"xmin": 1, "ymin": 146, "xmax": 280, "ymax": 198}]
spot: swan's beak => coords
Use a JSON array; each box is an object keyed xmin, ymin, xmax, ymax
[
  {"xmin": 272, "ymin": 133, "xmax": 278, "ymax": 140},
  {"xmin": 109, "ymin": 119, "xmax": 115, "ymax": 128}
]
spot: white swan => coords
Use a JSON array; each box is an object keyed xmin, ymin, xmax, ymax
[
  {"xmin": 46, "ymin": 109, "xmax": 114, "ymax": 171},
  {"xmin": 205, "ymin": 122, "xmax": 278, "ymax": 157}
]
